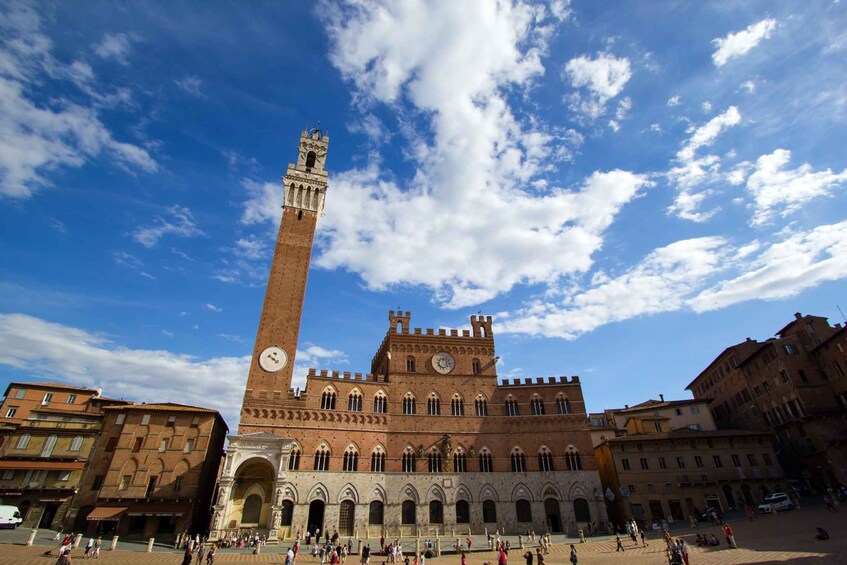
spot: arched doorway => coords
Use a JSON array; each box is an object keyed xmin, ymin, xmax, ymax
[
  {"xmin": 455, "ymin": 500, "xmax": 470, "ymax": 524},
  {"xmin": 482, "ymin": 500, "xmax": 497, "ymax": 524},
  {"xmin": 544, "ymin": 499, "xmax": 562, "ymax": 532},
  {"xmin": 573, "ymin": 498, "xmax": 591, "ymax": 523},
  {"xmin": 722, "ymin": 485, "xmax": 736, "ymax": 510},
  {"xmin": 308, "ymin": 500, "xmax": 325, "ymax": 534},
  {"xmin": 401, "ymin": 500, "xmax": 416, "ymax": 525},
  {"xmin": 230, "ymin": 458, "xmax": 275, "ymax": 530},
  {"xmin": 339, "ymin": 500, "xmax": 355, "ymax": 536}
]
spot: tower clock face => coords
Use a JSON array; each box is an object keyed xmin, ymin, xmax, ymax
[
  {"xmin": 432, "ymin": 351, "xmax": 456, "ymax": 374},
  {"xmin": 259, "ymin": 346, "xmax": 288, "ymax": 373}
]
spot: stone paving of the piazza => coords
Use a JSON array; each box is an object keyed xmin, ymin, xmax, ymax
[{"xmin": 1, "ymin": 502, "xmax": 844, "ymax": 564}]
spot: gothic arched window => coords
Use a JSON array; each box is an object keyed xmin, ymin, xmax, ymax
[
  {"xmin": 427, "ymin": 393, "xmax": 441, "ymax": 416},
  {"xmin": 511, "ymin": 448, "xmax": 527, "ymax": 472},
  {"xmin": 505, "ymin": 397, "xmax": 519, "ymax": 416},
  {"xmin": 373, "ymin": 391, "xmax": 387, "ymax": 413},
  {"xmin": 565, "ymin": 446, "xmax": 582, "ymax": 471},
  {"xmin": 342, "ymin": 445, "xmax": 359, "ymax": 472},
  {"xmin": 371, "ymin": 446, "xmax": 386, "ymax": 472},
  {"xmin": 320, "ymin": 388, "xmax": 337, "ymax": 410},
  {"xmin": 453, "ymin": 448, "xmax": 467, "ymax": 472},
  {"xmin": 314, "ymin": 444, "xmax": 330, "ymax": 471},
  {"xmin": 530, "ymin": 395, "xmax": 545, "ymax": 416},
  {"xmin": 556, "ymin": 394, "xmax": 571, "ymax": 414},
  {"xmin": 288, "ymin": 446, "xmax": 301, "ymax": 470},
  {"xmin": 402, "ymin": 447, "xmax": 416, "ymax": 473},
  {"xmin": 451, "ymin": 394, "xmax": 465, "ymax": 416},
  {"xmin": 305, "ymin": 151, "xmax": 317, "ymax": 170},
  {"xmin": 403, "ymin": 392, "xmax": 417, "ymax": 415},
  {"xmin": 428, "ymin": 449, "xmax": 442, "ymax": 473},
  {"xmin": 478, "ymin": 448, "xmax": 493, "ymax": 473},
  {"xmin": 475, "ymin": 394, "xmax": 488, "ymax": 416},
  {"xmin": 348, "ymin": 389, "xmax": 362, "ymax": 412},
  {"xmin": 538, "ymin": 446, "xmax": 554, "ymax": 472}
]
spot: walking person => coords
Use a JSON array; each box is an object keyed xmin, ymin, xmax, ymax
[
  {"xmin": 181, "ymin": 545, "xmax": 193, "ymax": 565},
  {"xmin": 639, "ymin": 530, "xmax": 647, "ymax": 547},
  {"xmin": 196, "ymin": 541, "xmax": 206, "ymax": 565},
  {"xmin": 206, "ymin": 543, "xmax": 217, "ymax": 565},
  {"xmin": 723, "ymin": 523, "xmax": 737, "ymax": 549},
  {"xmin": 679, "ymin": 539, "xmax": 689, "ymax": 565},
  {"xmin": 615, "ymin": 534, "xmax": 625, "ymax": 552},
  {"xmin": 535, "ymin": 548, "xmax": 544, "ymax": 565},
  {"xmin": 93, "ymin": 538, "xmax": 101, "ymax": 559},
  {"xmin": 84, "ymin": 537, "xmax": 94, "ymax": 559},
  {"xmin": 569, "ymin": 544, "xmax": 577, "ymax": 565},
  {"xmin": 523, "ymin": 548, "xmax": 533, "ymax": 565}
]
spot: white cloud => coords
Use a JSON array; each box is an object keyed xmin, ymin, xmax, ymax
[
  {"xmin": 175, "ymin": 75, "xmax": 203, "ymax": 97},
  {"xmin": 741, "ymin": 80, "xmax": 756, "ymax": 93},
  {"xmin": 240, "ymin": 179, "xmax": 282, "ymax": 226},
  {"xmin": 564, "ymin": 53, "xmax": 632, "ymax": 119},
  {"xmin": 667, "ymin": 95, "xmax": 681, "ymax": 107},
  {"xmin": 499, "ymin": 220, "xmax": 847, "ymax": 338},
  {"xmin": 702, "ymin": 101, "xmax": 712, "ymax": 112},
  {"xmin": 205, "ymin": 303, "xmax": 223, "ymax": 312},
  {"xmin": 0, "ymin": 313, "xmax": 249, "ymax": 428},
  {"xmin": 690, "ymin": 221, "xmax": 847, "ymax": 311},
  {"xmin": 615, "ymin": 96, "xmax": 631, "ymax": 120},
  {"xmin": 132, "ymin": 205, "xmax": 204, "ymax": 248},
  {"xmin": 0, "ymin": 6, "xmax": 155, "ymax": 200},
  {"xmin": 93, "ymin": 32, "xmax": 140, "ymax": 65},
  {"xmin": 712, "ymin": 19, "xmax": 777, "ymax": 67},
  {"xmin": 304, "ymin": 1, "xmax": 645, "ymax": 308},
  {"xmin": 667, "ymin": 106, "xmax": 742, "ymax": 221},
  {"xmin": 291, "ymin": 344, "xmax": 349, "ymax": 392},
  {"xmin": 499, "ymin": 237, "xmax": 730, "ymax": 339},
  {"xmin": 745, "ymin": 149, "xmax": 847, "ymax": 226},
  {"xmin": 549, "ymin": 0, "xmax": 572, "ymax": 22},
  {"xmin": 113, "ymin": 250, "xmax": 143, "ymax": 270}
]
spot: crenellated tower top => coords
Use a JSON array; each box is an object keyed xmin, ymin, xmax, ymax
[{"xmin": 282, "ymin": 128, "xmax": 330, "ymax": 216}]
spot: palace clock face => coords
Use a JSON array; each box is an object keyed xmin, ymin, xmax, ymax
[
  {"xmin": 431, "ymin": 351, "xmax": 456, "ymax": 374},
  {"xmin": 259, "ymin": 346, "xmax": 288, "ymax": 373}
]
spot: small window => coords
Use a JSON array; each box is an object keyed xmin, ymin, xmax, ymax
[
  {"xmin": 184, "ymin": 439, "xmax": 195, "ymax": 453},
  {"xmin": 15, "ymin": 434, "xmax": 31, "ymax": 449},
  {"xmin": 67, "ymin": 394, "xmax": 77, "ymax": 404},
  {"xmin": 640, "ymin": 458, "xmax": 649, "ymax": 470},
  {"xmin": 658, "ymin": 457, "xmax": 667, "ymax": 470},
  {"xmin": 747, "ymin": 453, "xmax": 757, "ymax": 466},
  {"xmin": 674, "ymin": 408, "xmax": 682, "ymax": 416},
  {"xmin": 406, "ymin": 357, "xmax": 416, "ymax": 372},
  {"xmin": 166, "ymin": 416, "xmax": 176, "ymax": 427},
  {"xmin": 159, "ymin": 438, "xmax": 169, "ymax": 452},
  {"xmin": 58, "ymin": 471, "xmax": 71, "ymax": 482},
  {"xmin": 4, "ymin": 407, "xmax": 17, "ymax": 418},
  {"xmin": 1, "ymin": 469, "xmax": 14, "ymax": 480},
  {"xmin": 731, "ymin": 454, "xmax": 741, "ymax": 466},
  {"xmin": 690, "ymin": 405, "xmax": 700, "ymax": 414},
  {"xmin": 694, "ymin": 456, "xmax": 703, "ymax": 468},
  {"xmin": 14, "ymin": 389, "xmax": 25, "ymax": 399},
  {"xmin": 762, "ymin": 453, "xmax": 773, "ymax": 466},
  {"xmin": 132, "ymin": 437, "xmax": 143, "ymax": 453},
  {"xmin": 115, "ymin": 414, "xmax": 126, "ymax": 425},
  {"xmin": 783, "ymin": 344, "xmax": 797, "ymax": 355},
  {"xmin": 713, "ymin": 455, "xmax": 723, "ymax": 468},
  {"xmin": 70, "ymin": 436, "xmax": 84, "ymax": 452},
  {"xmin": 119, "ymin": 475, "xmax": 131, "ymax": 490},
  {"xmin": 105, "ymin": 437, "xmax": 119, "ymax": 452},
  {"xmin": 621, "ymin": 458, "xmax": 631, "ymax": 471},
  {"xmin": 676, "ymin": 456, "xmax": 685, "ymax": 469},
  {"xmin": 141, "ymin": 414, "xmax": 151, "ymax": 425},
  {"xmin": 472, "ymin": 359, "xmax": 481, "ymax": 374},
  {"xmin": 42, "ymin": 392, "xmax": 53, "ymax": 405},
  {"xmin": 191, "ymin": 416, "xmax": 200, "ymax": 427}
]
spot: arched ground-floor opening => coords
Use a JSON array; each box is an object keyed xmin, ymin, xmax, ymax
[
  {"xmin": 544, "ymin": 498, "xmax": 562, "ymax": 533},
  {"xmin": 742, "ymin": 484, "xmax": 755, "ymax": 506},
  {"xmin": 573, "ymin": 498, "xmax": 591, "ymax": 523},
  {"xmin": 722, "ymin": 485, "xmax": 736, "ymax": 510},
  {"xmin": 339, "ymin": 500, "xmax": 355, "ymax": 536},
  {"xmin": 308, "ymin": 500, "xmax": 325, "ymax": 535},
  {"xmin": 226, "ymin": 458, "xmax": 275, "ymax": 532}
]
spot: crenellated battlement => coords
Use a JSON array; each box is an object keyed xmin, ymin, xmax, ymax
[
  {"xmin": 306, "ymin": 368, "xmax": 389, "ymax": 383},
  {"xmin": 385, "ymin": 311, "xmax": 494, "ymax": 339},
  {"xmin": 498, "ymin": 375, "xmax": 581, "ymax": 387}
]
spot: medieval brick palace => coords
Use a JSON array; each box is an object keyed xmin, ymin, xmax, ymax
[{"xmin": 209, "ymin": 129, "xmax": 606, "ymax": 542}]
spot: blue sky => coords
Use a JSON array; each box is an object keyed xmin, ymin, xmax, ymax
[{"xmin": 1, "ymin": 1, "xmax": 846, "ymax": 429}]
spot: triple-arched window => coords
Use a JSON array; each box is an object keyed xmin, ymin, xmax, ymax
[
  {"xmin": 320, "ymin": 388, "xmax": 337, "ymax": 410},
  {"xmin": 478, "ymin": 447, "xmax": 493, "ymax": 472},
  {"xmin": 475, "ymin": 394, "xmax": 488, "ymax": 416},
  {"xmin": 371, "ymin": 446, "xmax": 386, "ymax": 472},
  {"xmin": 453, "ymin": 448, "xmax": 467, "ymax": 472},
  {"xmin": 530, "ymin": 395, "xmax": 545, "ymax": 415},
  {"xmin": 510, "ymin": 448, "xmax": 527, "ymax": 472},
  {"xmin": 373, "ymin": 391, "xmax": 387, "ymax": 413},
  {"xmin": 348, "ymin": 390, "xmax": 362, "ymax": 412},
  {"xmin": 555, "ymin": 394, "xmax": 572, "ymax": 414},
  {"xmin": 505, "ymin": 397, "xmax": 519, "ymax": 416},
  {"xmin": 565, "ymin": 446, "xmax": 582, "ymax": 471},
  {"xmin": 427, "ymin": 393, "xmax": 441, "ymax": 416},
  {"xmin": 314, "ymin": 444, "xmax": 330, "ymax": 471},
  {"xmin": 428, "ymin": 448, "xmax": 442, "ymax": 473},
  {"xmin": 451, "ymin": 394, "xmax": 465, "ymax": 416},
  {"xmin": 288, "ymin": 445, "xmax": 301, "ymax": 470},
  {"xmin": 403, "ymin": 392, "xmax": 417, "ymax": 415},
  {"xmin": 538, "ymin": 446, "xmax": 555, "ymax": 472},
  {"xmin": 402, "ymin": 447, "xmax": 416, "ymax": 473},
  {"xmin": 342, "ymin": 445, "xmax": 359, "ymax": 472}
]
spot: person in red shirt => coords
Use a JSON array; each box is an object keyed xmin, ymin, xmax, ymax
[{"xmin": 723, "ymin": 524, "xmax": 736, "ymax": 548}]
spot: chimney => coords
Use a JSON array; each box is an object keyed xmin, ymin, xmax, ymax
[
  {"xmin": 95, "ymin": 387, "xmax": 102, "ymax": 397},
  {"xmin": 794, "ymin": 312, "xmax": 802, "ymax": 320},
  {"xmin": 659, "ymin": 394, "xmax": 665, "ymax": 402},
  {"xmin": 624, "ymin": 404, "xmax": 629, "ymax": 409},
  {"xmin": 746, "ymin": 337, "xmax": 752, "ymax": 342}
]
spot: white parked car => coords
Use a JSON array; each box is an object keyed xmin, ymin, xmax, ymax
[
  {"xmin": 758, "ymin": 492, "xmax": 794, "ymax": 514},
  {"xmin": 0, "ymin": 505, "xmax": 23, "ymax": 529}
]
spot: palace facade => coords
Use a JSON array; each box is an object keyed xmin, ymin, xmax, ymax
[{"xmin": 210, "ymin": 130, "xmax": 607, "ymax": 542}]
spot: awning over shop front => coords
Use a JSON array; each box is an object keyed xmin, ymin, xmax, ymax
[
  {"xmin": 86, "ymin": 507, "xmax": 128, "ymax": 521},
  {"xmin": 126, "ymin": 503, "xmax": 188, "ymax": 517}
]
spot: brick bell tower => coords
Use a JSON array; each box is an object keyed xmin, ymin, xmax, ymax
[{"xmin": 240, "ymin": 128, "xmax": 329, "ymax": 431}]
